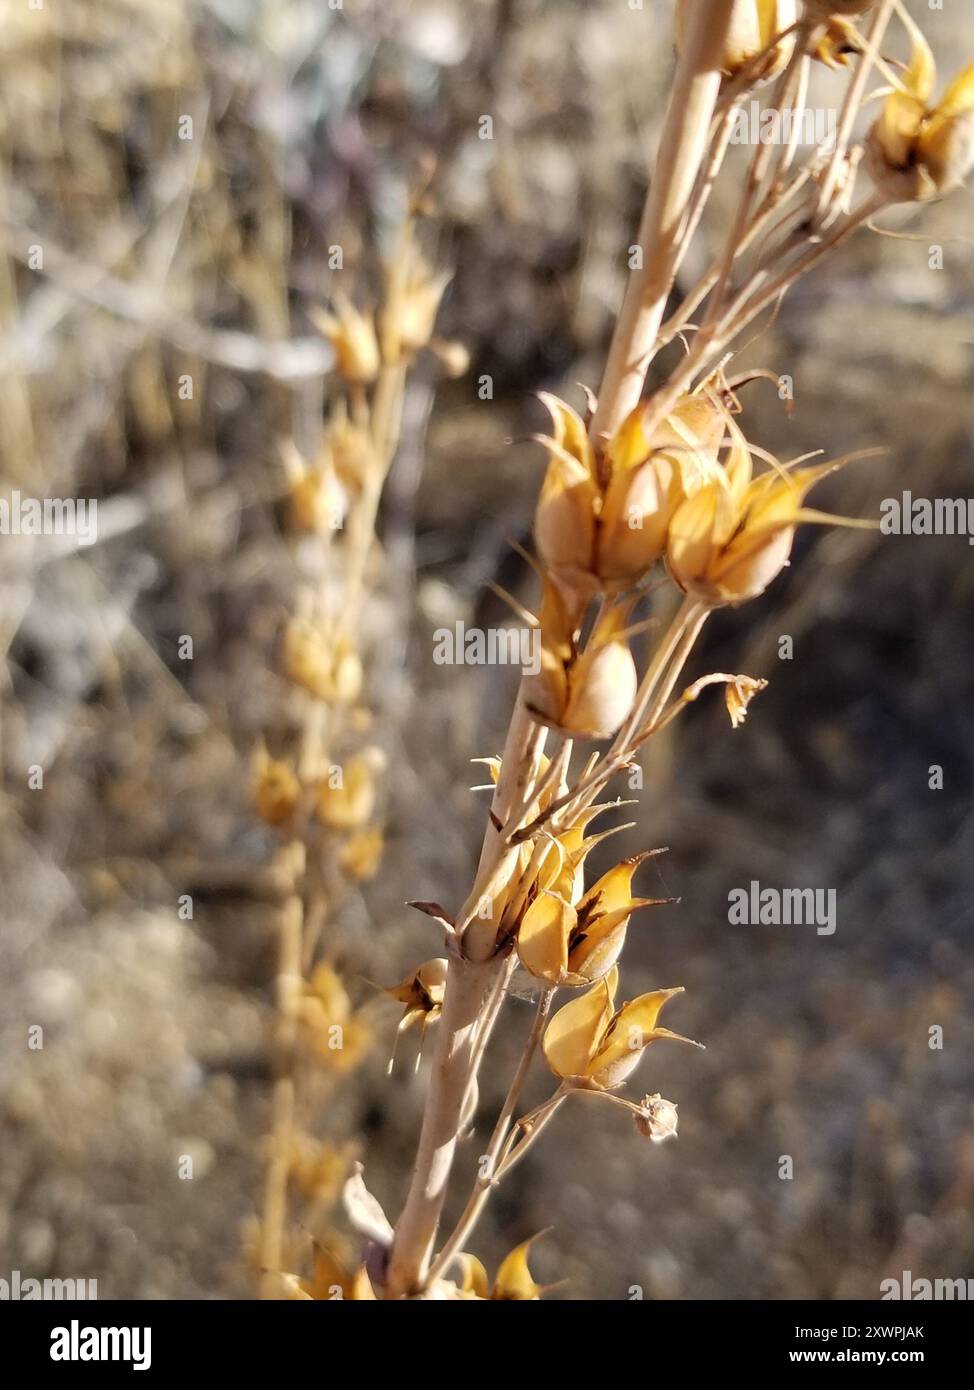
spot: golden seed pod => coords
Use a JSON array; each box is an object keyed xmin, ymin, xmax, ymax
[
  {"xmin": 398, "ymin": 273, "xmax": 452, "ymax": 356},
  {"xmin": 339, "ymin": 825, "xmax": 384, "ymax": 882},
  {"xmin": 596, "ymin": 453, "xmax": 684, "ymax": 587},
  {"xmin": 676, "ymin": 0, "xmax": 798, "ymax": 82},
  {"xmin": 534, "ymin": 453, "xmax": 598, "ymax": 586},
  {"xmin": 527, "ymin": 597, "xmax": 637, "ymax": 740},
  {"xmin": 385, "ymin": 959, "xmax": 449, "ymax": 1061},
  {"xmin": 517, "ymin": 852, "xmax": 669, "ymax": 987},
  {"xmin": 329, "ymin": 408, "xmax": 375, "ymax": 493},
  {"xmin": 300, "ymin": 964, "xmax": 372, "ymax": 1071},
  {"xmin": 866, "ymin": 30, "xmax": 974, "ymax": 202},
  {"xmin": 525, "ymin": 583, "xmax": 639, "ymax": 739},
  {"xmin": 491, "ymin": 1237, "xmax": 547, "ymax": 1301},
  {"xmin": 666, "ymin": 417, "xmax": 869, "ymax": 606},
  {"xmin": 594, "ymin": 394, "xmax": 726, "ymax": 589},
  {"xmin": 386, "ymin": 957, "xmax": 449, "ymax": 1016},
  {"xmin": 282, "ymin": 618, "xmax": 362, "ymax": 705},
  {"xmin": 298, "ymin": 1247, "xmax": 378, "ymax": 1301},
  {"xmin": 542, "ymin": 966, "xmax": 700, "ymax": 1090},
  {"xmin": 282, "ymin": 616, "xmax": 333, "ymax": 700},
  {"xmin": 429, "ymin": 337, "xmax": 470, "ymax": 378},
  {"xmin": 532, "ymin": 394, "xmax": 599, "ymax": 594},
  {"xmin": 288, "ymin": 465, "xmax": 344, "ymax": 535},
  {"xmin": 310, "ymin": 297, "xmax": 380, "ymax": 385},
  {"xmin": 317, "ymin": 752, "xmax": 380, "ymax": 830},
  {"xmin": 330, "ymin": 637, "xmax": 364, "ymax": 705},
  {"xmin": 382, "ymin": 243, "xmax": 452, "ymax": 362},
  {"xmin": 304, "ymin": 962, "xmax": 353, "ymax": 1026},
  {"xmin": 253, "ymin": 748, "xmax": 301, "ymax": 827},
  {"xmin": 811, "ymin": 18, "xmax": 861, "ymax": 71},
  {"xmin": 280, "ymin": 438, "xmax": 346, "ymax": 534},
  {"xmin": 561, "ymin": 630, "xmax": 638, "ymax": 739},
  {"xmin": 915, "ymin": 75, "xmax": 974, "ymax": 194},
  {"xmin": 455, "ymin": 1237, "xmax": 548, "ymax": 1301}
]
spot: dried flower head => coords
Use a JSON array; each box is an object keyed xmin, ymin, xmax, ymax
[
  {"xmin": 253, "ymin": 746, "xmax": 301, "ymax": 827},
  {"xmin": 299, "ymin": 963, "xmax": 371, "ymax": 1070},
  {"xmin": 676, "ymin": 0, "xmax": 798, "ymax": 82},
  {"xmin": 517, "ymin": 851, "xmax": 671, "ymax": 987},
  {"xmin": 457, "ymin": 1235, "xmax": 548, "ymax": 1300},
  {"xmin": 667, "ymin": 423, "xmax": 870, "ymax": 607},
  {"xmin": 384, "ymin": 244, "xmax": 452, "ymax": 362},
  {"xmin": 310, "ymin": 296, "xmax": 381, "ymax": 385},
  {"xmin": 317, "ymin": 752, "xmax": 381, "ymax": 831},
  {"xmin": 866, "ymin": 28, "xmax": 974, "ymax": 201},
  {"xmin": 542, "ymin": 966, "xmax": 700, "ymax": 1090}
]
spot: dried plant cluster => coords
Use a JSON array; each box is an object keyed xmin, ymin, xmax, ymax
[
  {"xmin": 250, "ymin": 2, "xmax": 974, "ymax": 1301},
  {"xmin": 248, "ymin": 200, "xmax": 467, "ymax": 1298}
]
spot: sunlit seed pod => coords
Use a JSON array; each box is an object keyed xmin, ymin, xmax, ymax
[
  {"xmin": 916, "ymin": 92, "xmax": 974, "ymax": 194},
  {"xmin": 330, "ymin": 639, "xmax": 363, "ymax": 705},
  {"xmin": 560, "ymin": 622, "xmax": 637, "ymax": 740},
  {"xmin": 429, "ymin": 337, "xmax": 470, "ymax": 378},
  {"xmin": 288, "ymin": 465, "xmax": 345, "ymax": 535},
  {"xmin": 596, "ymin": 453, "xmax": 682, "ymax": 586},
  {"xmin": 810, "ymin": 18, "xmax": 861, "ymax": 71},
  {"xmin": 386, "ymin": 958, "xmax": 449, "ymax": 1016},
  {"xmin": 543, "ymin": 967, "xmax": 700, "ymax": 1089},
  {"xmin": 533, "ymin": 453, "xmax": 599, "ymax": 589},
  {"xmin": 490, "ymin": 1236, "xmax": 547, "ymax": 1301},
  {"xmin": 865, "ymin": 28, "xmax": 974, "ymax": 202},
  {"xmin": 516, "ymin": 892, "xmax": 576, "ymax": 984},
  {"xmin": 339, "ymin": 825, "xmax": 384, "ymax": 881},
  {"xmin": 587, "ymin": 986, "xmax": 691, "ymax": 1089},
  {"xmin": 310, "ymin": 297, "xmax": 380, "ymax": 384},
  {"xmin": 676, "ymin": 0, "xmax": 798, "ymax": 83},
  {"xmin": 532, "ymin": 393, "xmax": 600, "ymax": 593},
  {"xmin": 398, "ymin": 273, "xmax": 452, "ymax": 356},
  {"xmin": 253, "ymin": 749, "xmax": 301, "ymax": 827},
  {"xmin": 282, "ymin": 616, "xmax": 333, "ymax": 700},
  {"xmin": 329, "ymin": 410, "xmax": 375, "ymax": 492},
  {"xmin": 384, "ymin": 958, "xmax": 450, "ymax": 1072},
  {"xmin": 317, "ymin": 753, "xmax": 377, "ymax": 830}
]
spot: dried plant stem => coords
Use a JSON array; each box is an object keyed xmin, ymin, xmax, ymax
[
  {"xmin": 342, "ymin": 361, "xmax": 408, "ymax": 630},
  {"xmin": 430, "ymin": 987, "xmax": 556, "ymax": 1282},
  {"xmin": 387, "ymin": 698, "xmax": 548, "ymax": 1295},
  {"xmin": 813, "ymin": 0, "xmax": 896, "ymax": 224},
  {"xmin": 589, "ymin": 0, "xmax": 738, "ymax": 442},
  {"xmin": 639, "ymin": 189, "xmax": 888, "ymax": 447},
  {"xmin": 386, "ymin": 954, "xmax": 506, "ymax": 1294},
  {"xmin": 257, "ymin": 885, "xmax": 304, "ymax": 1297},
  {"xmin": 494, "ymin": 1089, "xmax": 568, "ymax": 1178}
]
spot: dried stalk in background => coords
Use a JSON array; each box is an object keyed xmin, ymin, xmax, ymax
[{"xmin": 251, "ymin": 200, "xmax": 465, "ymax": 1298}]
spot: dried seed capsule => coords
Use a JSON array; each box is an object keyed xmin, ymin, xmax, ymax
[
  {"xmin": 676, "ymin": 0, "xmax": 798, "ymax": 83},
  {"xmin": 542, "ymin": 966, "xmax": 700, "ymax": 1089},
  {"xmin": 310, "ymin": 297, "xmax": 380, "ymax": 384}
]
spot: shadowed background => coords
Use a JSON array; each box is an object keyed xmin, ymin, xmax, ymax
[{"xmin": 1, "ymin": 0, "xmax": 972, "ymax": 1298}]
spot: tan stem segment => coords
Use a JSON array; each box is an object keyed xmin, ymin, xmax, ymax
[
  {"xmin": 385, "ymin": 952, "xmax": 503, "ymax": 1297},
  {"xmin": 258, "ymin": 885, "xmax": 303, "ymax": 1297},
  {"xmin": 386, "ymin": 696, "xmax": 544, "ymax": 1295},
  {"xmin": 589, "ymin": 0, "xmax": 737, "ymax": 444}
]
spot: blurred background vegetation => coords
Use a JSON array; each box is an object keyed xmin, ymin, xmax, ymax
[{"xmin": 1, "ymin": 0, "xmax": 972, "ymax": 1299}]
